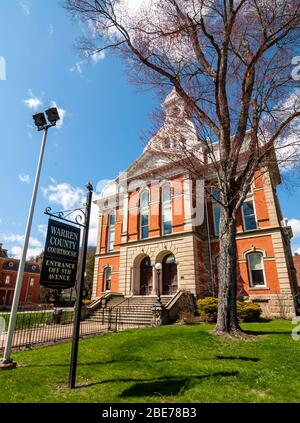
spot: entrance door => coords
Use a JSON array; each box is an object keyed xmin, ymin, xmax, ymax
[
  {"xmin": 0, "ymin": 290, "xmax": 6, "ymax": 307},
  {"xmin": 140, "ymin": 256, "xmax": 153, "ymax": 295},
  {"xmin": 0, "ymin": 290, "xmax": 13, "ymax": 307},
  {"xmin": 162, "ymin": 254, "xmax": 178, "ymax": 295}
]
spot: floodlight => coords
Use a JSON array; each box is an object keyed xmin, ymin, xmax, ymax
[
  {"xmin": 33, "ymin": 113, "xmax": 47, "ymax": 129},
  {"xmin": 45, "ymin": 107, "xmax": 60, "ymax": 125}
]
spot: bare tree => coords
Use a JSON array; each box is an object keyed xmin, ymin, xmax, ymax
[{"xmin": 64, "ymin": 0, "xmax": 300, "ymax": 335}]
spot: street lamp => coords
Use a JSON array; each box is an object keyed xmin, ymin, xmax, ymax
[
  {"xmin": 154, "ymin": 262, "xmax": 162, "ymax": 306},
  {"xmin": 1, "ymin": 108, "xmax": 60, "ymax": 368}
]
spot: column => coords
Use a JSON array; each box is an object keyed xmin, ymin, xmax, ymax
[{"xmin": 121, "ymin": 193, "xmax": 129, "ymax": 243}]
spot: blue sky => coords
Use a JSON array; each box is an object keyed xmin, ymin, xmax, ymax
[
  {"xmin": 0, "ymin": 0, "xmax": 299, "ymax": 258},
  {"xmin": 0, "ymin": 0, "xmax": 158, "ymax": 257}
]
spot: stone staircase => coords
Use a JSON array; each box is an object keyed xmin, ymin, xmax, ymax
[{"xmin": 87, "ymin": 295, "xmax": 172, "ymax": 328}]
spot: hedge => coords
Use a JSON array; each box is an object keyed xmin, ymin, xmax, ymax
[{"xmin": 196, "ymin": 297, "xmax": 262, "ymax": 322}]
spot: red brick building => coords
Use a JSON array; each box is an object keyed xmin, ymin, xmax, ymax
[
  {"xmin": 293, "ymin": 254, "xmax": 300, "ymax": 291},
  {"xmin": 92, "ymin": 91, "xmax": 299, "ymax": 319},
  {"xmin": 0, "ymin": 243, "xmax": 41, "ymax": 307}
]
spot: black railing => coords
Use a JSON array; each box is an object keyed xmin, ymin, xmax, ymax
[{"xmin": 0, "ymin": 304, "xmax": 155, "ymax": 352}]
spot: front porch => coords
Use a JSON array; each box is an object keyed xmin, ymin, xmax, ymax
[{"xmin": 130, "ymin": 251, "xmax": 179, "ymax": 297}]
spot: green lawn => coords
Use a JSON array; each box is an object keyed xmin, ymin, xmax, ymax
[
  {"xmin": 0, "ymin": 311, "xmax": 73, "ymax": 330},
  {"xmin": 0, "ymin": 320, "xmax": 299, "ymax": 403}
]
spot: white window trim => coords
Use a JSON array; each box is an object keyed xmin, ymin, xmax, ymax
[
  {"xmin": 212, "ymin": 203, "xmax": 220, "ymax": 237},
  {"xmin": 103, "ymin": 267, "xmax": 112, "ymax": 292},
  {"xmin": 139, "ymin": 189, "xmax": 150, "ymax": 240},
  {"xmin": 161, "ymin": 183, "xmax": 173, "ymax": 236},
  {"xmin": 246, "ymin": 253, "xmax": 267, "ymax": 289},
  {"xmin": 241, "ymin": 195, "xmax": 258, "ymax": 232},
  {"xmin": 107, "ymin": 211, "xmax": 116, "ymax": 252}
]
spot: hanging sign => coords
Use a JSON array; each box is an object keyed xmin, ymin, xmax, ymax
[{"xmin": 40, "ymin": 218, "xmax": 80, "ymax": 289}]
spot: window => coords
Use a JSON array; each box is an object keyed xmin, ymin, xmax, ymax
[
  {"xmin": 242, "ymin": 200, "xmax": 257, "ymax": 231},
  {"xmin": 247, "ymin": 253, "xmax": 266, "ymax": 287},
  {"xmin": 161, "ymin": 184, "xmax": 172, "ymax": 235},
  {"xmin": 107, "ymin": 211, "xmax": 115, "ymax": 252},
  {"xmin": 213, "ymin": 205, "xmax": 221, "ymax": 237},
  {"xmin": 5, "ymin": 275, "xmax": 10, "ymax": 285},
  {"xmin": 211, "ymin": 187, "xmax": 221, "ymax": 237},
  {"xmin": 30, "ymin": 278, "xmax": 35, "ymax": 287},
  {"xmin": 140, "ymin": 190, "xmax": 149, "ymax": 239},
  {"xmin": 104, "ymin": 267, "xmax": 112, "ymax": 291}
]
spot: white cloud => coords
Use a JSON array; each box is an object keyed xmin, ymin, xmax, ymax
[
  {"xmin": 69, "ymin": 60, "xmax": 85, "ymax": 75},
  {"xmin": 289, "ymin": 218, "xmax": 300, "ymax": 239},
  {"xmin": 20, "ymin": 1, "xmax": 30, "ymax": 16},
  {"xmin": 51, "ymin": 101, "xmax": 66, "ymax": 129},
  {"xmin": 0, "ymin": 218, "xmax": 2, "ymax": 224},
  {"xmin": 42, "ymin": 182, "xmax": 84, "ymax": 210},
  {"xmin": 91, "ymin": 51, "xmax": 105, "ymax": 64},
  {"xmin": 18, "ymin": 173, "xmax": 31, "ymax": 184},
  {"xmin": 2, "ymin": 233, "xmax": 42, "ymax": 248},
  {"xmin": 11, "ymin": 246, "xmax": 42, "ymax": 260},
  {"xmin": 3, "ymin": 232, "xmax": 43, "ymax": 259},
  {"xmin": 38, "ymin": 224, "xmax": 47, "ymax": 238},
  {"xmin": 88, "ymin": 194, "xmax": 100, "ymax": 246},
  {"xmin": 49, "ymin": 24, "xmax": 54, "ymax": 37},
  {"xmin": 42, "ymin": 181, "xmax": 99, "ymax": 246},
  {"xmin": 23, "ymin": 89, "xmax": 43, "ymax": 110},
  {"xmin": 70, "ymin": 50, "xmax": 105, "ymax": 75}
]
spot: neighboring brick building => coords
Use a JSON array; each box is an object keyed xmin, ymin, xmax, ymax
[
  {"xmin": 0, "ymin": 243, "xmax": 41, "ymax": 307},
  {"xmin": 92, "ymin": 90, "xmax": 299, "ymax": 319}
]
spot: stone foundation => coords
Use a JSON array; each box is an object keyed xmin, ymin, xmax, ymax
[{"xmin": 248, "ymin": 293, "xmax": 296, "ymax": 319}]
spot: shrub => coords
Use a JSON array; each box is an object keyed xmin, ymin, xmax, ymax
[
  {"xmin": 177, "ymin": 311, "xmax": 195, "ymax": 325},
  {"xmin": 196, "ymin": 297, "xmax": 262, "ymax": 323},
  {"xmin": 196, "ymin": 297, "xmax": 218, "ymax": 322},
  {"xmin": 236, "ymin": 301, "xmax": 262, "ymax": 322},
  {"xmin": 82, "ymin": 299, "xmax": 93, "ymax": 306}
]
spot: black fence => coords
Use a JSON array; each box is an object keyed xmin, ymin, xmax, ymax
[{"xmin": 0, "ymin": 305, "xmax": 155, "ymax": 352}]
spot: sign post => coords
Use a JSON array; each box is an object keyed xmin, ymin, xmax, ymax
[
  {"xmin": 43, "ymin": 182, "xmax": 93, "ymax": 389},
  {"xmin": 69, "ymin": 183, "xmax": 93, "ymax": 389}
]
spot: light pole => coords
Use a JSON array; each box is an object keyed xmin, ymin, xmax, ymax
[
  {"xmin": 1, "ymin": 108, "xmax": 60, "ymax": 367},
  {"xmin": 154, "ymin": 262, "xmax": 162, "ymax": 306}
]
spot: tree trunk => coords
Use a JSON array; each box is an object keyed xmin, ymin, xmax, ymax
[{"xmin": 215, "ymin": 207, "xmax": 242, "ymax": 335}]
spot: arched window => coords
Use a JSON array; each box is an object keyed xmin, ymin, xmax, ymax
[
  {"xmin": 107, "ymin": 212, "xmax": 115, "ymax": 252},
  {"xmin": 161, "ymin": 184, "xmax": 172, "ymax": 235},
  {"xmin": 247, "ymin": 252, "xmax": 266, "ymax": 288},
  {"xmin": 104, "ymin": 267, "xmax": 112, "ymax": 291},
  {"xmin": 140, "ymin": 190, "xmax": 149, "ymax": 239}
]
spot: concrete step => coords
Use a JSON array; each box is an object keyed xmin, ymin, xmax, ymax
[{"xmin": 87, "ymin": 294, "xmax": 174, "ymax": 327}]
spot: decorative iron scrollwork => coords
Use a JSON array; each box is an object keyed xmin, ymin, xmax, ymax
[{"xmin": 44, "ymin": 205, "xmax": 87, "ymax": 228}]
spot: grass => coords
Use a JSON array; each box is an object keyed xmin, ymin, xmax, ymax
[
  {"xmin": 0, "ymin": 320, "xmax": 299, "ymax": 403},
  {"xmin": 0, "ymin": 311, "xmax": 73, "ymax": 330}
]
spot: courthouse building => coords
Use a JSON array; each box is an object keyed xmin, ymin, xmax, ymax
[
  {"xmin": 92, "ymin": 90, "xmax": 299, "ymax": 318},
  {"xmin": 0, "ymin": 243, "xmax": 41, "ymax": 307}
]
